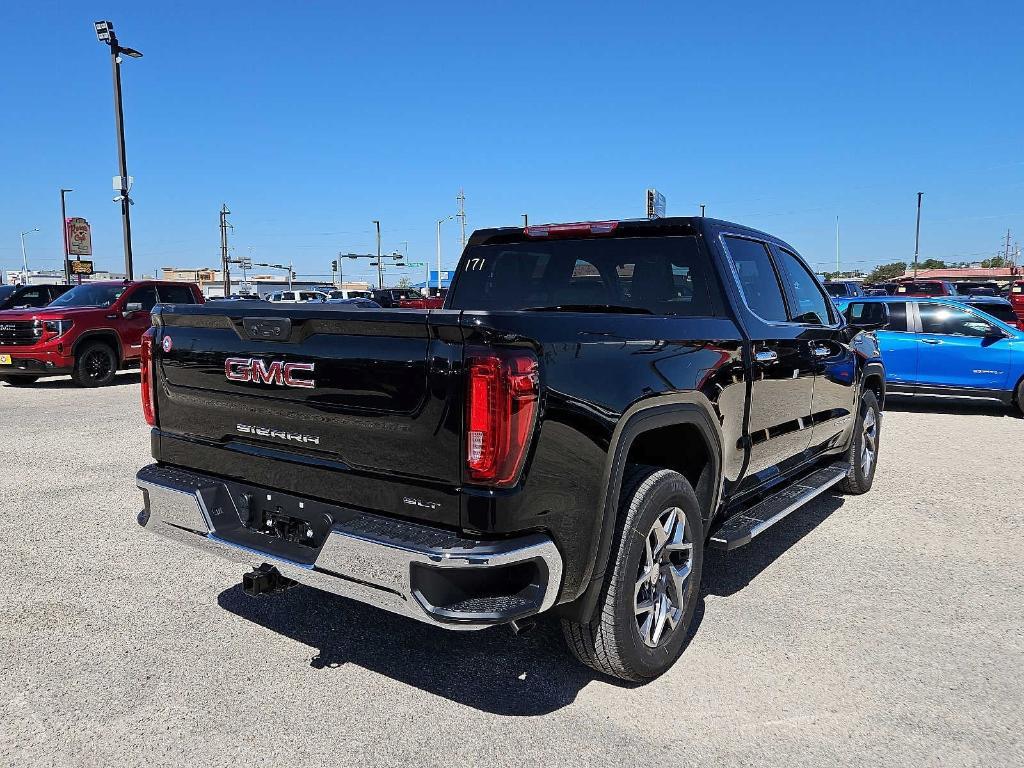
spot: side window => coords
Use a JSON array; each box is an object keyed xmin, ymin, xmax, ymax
[
  {"xmin": 128, "ymin": 286, "xmax": 158, "ymax": 312},
  {"xmin": 884, "ymin": 302, "xmax": 909, "ymax": 332},
  {"xmin": 157, "ymin": 285, "xmax": 196, "ymax": 304},
  {"xmin": 844, "ymin": 301, "xmax": 890, "ymax": 328},
  {"xmin": 723, "ymin": 236, "xmax": 788, "ymax": 322},
  {"xmin": 919, "ymin": 304, "xmax": 994, "ymax": 337},
  {"xmin": 774, "ymin": 247, "xmax": 834, "ymax": 324}
]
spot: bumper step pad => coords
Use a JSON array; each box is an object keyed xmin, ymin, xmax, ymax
[{"xmin": 710, "ymin": 462, "xmax": 849, "ymax": 551}]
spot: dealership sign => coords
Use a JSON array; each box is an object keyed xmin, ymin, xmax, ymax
[
  {"xmin": 65, "ymin": 217, "xmax": 93, "ymax": 256},
  {"xmin": 646, "ymin": 189, "xmax": 666, "ymax": 219}
]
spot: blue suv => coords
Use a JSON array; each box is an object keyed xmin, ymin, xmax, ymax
[{"xmin": 836, "ymin": 296, "xmax": 1024, "ymax": 414}]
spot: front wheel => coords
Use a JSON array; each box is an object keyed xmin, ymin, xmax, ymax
[
  {"xmin": 562, "ymin": 466, "xmax": 704, "ymax": 682},
  {"xmin": 1015, "ymin": 378, "xmax": 1024, "ymax": 417},
  {"xmin": 841, "ymin": 390, "xmax": 881, "ymax": 494},
  {"xmin": 72, "ymin": 342, "xmax": 118, "ymax": 388}
]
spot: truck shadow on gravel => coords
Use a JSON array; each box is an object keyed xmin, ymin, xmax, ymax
[
  {"xmin": 702, "ymin": 494, "xmax": 845, "ymax": 597},
  {"xmin": 215, "ymin": 494, "xmax": 843, "ymax": 715}
]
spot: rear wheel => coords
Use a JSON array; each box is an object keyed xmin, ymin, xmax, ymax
[
  {"xmin": 72, "ymin": 342, "xmax": 118, "ymax": 388},
  {"xmin": 561, "ymin": 466, "xmax": 704, "ymax": 682},
  {"xmin": 1015, "ymin": 378, "xmax": 1024, "ymax": 417},
  {"xmin": 0, "ymin": 376, "xmax": 38, "ymax": 386},
  {"xmin": 841, "ymin": 390, "xmax": 880, "ymax": 494}
]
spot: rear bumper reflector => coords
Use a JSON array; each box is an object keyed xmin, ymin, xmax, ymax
[{"xmin": 135, "ymin": 463, "xmax": 563, "ymax": 629}]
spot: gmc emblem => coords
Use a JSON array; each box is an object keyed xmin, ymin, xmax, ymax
[{"xmin": 225, "ymin": 357, "xmax": 316, "ymax": 388}]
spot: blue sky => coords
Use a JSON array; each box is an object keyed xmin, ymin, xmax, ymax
[{"xmin": 1, "ymin": 1, "xmax": 1022, "ymax": 284}]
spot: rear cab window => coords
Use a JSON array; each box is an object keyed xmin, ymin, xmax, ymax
[
  {"xmin": 158, "ymin": 285, "xmax": 196, "ymax": 304},
  {"xmin": 721, "ymin": 236, "xmax": 788, "ymax": 322},
  {"xmin": 447, "ymin": 235, "xmax": 725, "ymax": 317},
  {"xmin": 773, "ymin": 247, "xmax": 835, "ymax": 325}
]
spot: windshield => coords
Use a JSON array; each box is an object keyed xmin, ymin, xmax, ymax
[
  {"xmin": 447, "ymin": 236, "xmax": 723, "ymax": 316},
  {"xmin": 48, "ymin": 284, "xmax": 126, "ymax": 308},
  {"xmin": 0, "ymin": 286, "xmax": 15, "ymax": 301},
  {"xmin": 823, "ymin": 283, "xmax": 848, "ymax": 297}
]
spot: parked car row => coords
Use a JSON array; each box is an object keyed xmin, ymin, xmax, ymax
[
  {"xmin": 836, "ymin": 296, "xmax": 1024, "ymax": 413},
  {"xmin": 0, "ymin": 280, "xmax": 204, "ymax": 387}
]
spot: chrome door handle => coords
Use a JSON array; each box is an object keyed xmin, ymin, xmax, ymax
[
  {"xmin": 811, "ymin": 345, "xmax": 831, "ymax": 357},
  {"xmin": 920, "ymin": 338, "xmax": 942, "ymax": 345},
  {"xmin": 754, "ymin": 350, "xmax": 778, "ymax": 363}
]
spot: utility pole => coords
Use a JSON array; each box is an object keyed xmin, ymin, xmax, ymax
[
  {"xmin": 913, "ymin": 192, "xmax": 923, "ymax": 277},
  {"xmin": 373, "ymin": 220, "xmax": 382, "ymax": 288},
  {"xmin": 522, "ymin": 213, "xmax": 528, "ymax": 227},
  {"xmin": 456, "ymin": 188, "xmax": 467, "ymax": 251},
  {"xmin": 1005, "ymin": 229, "xmax": 1012, "ymax": 263},
  {"xmin": 219, "ymin": 204, "xmax": 231, "ymax": 297},
  {"xmin": 60, "ymin": 189, "xmax": 73, "ymax": 284},
  {"xmin": 700, "ymin": 204, "xmax": 706, "ymax": 217}
]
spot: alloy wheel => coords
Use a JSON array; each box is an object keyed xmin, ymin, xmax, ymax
[
  {"xmin": 634, "ymin": 506, "xmax": 694, "ymax": 648},
  {"xmin": 861, "ymin": 408, "xmax": 878, "ymax": 477},
  {"xmin": 84, "ymin": 350, "xmax": 112, "ymax": 382}
]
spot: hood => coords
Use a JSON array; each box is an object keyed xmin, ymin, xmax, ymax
[{"xmin": 0, "ymin": 305, "xmax": 108, "ymax": 322}]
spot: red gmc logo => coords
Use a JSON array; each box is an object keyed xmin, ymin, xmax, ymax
[{"xmin": 224, "ymin": 357, "xmax": 316, "ymax": 388}]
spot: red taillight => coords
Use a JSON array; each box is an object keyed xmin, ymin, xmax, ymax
[
  {"xmin": 140, "ymin": 327, "xmax": 157, "ymax": 427},
  {"xmin": 524, "ymin": 221, "xmax": 619, "ymax": 239},
  {"xmin": 465, "ymin": 349, "xmax": 539, "ymax": 487}
]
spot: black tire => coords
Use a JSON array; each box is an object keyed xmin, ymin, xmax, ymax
[
  {"xmin": 562, "ymin": 465, "xmax": 704, "ymax": 682},
  {"xmin": 0, "ymin": 376, "xmax": 38, "ymax": 386},
  {"xmin": 72, "ymin": 342, "xmax": 118, "ymax": 388},
  {"xmin": 841, "ymin": 390, "xmax": 880, "ymax": 494},
  {"xmin": 1015, "ymin": 378, "xmax": 1024, "ymax": 417}
]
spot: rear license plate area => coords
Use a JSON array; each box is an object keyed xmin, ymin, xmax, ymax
[{"xmin": 199, "ymin": 482, "xmax": 340, "ymax": 565}]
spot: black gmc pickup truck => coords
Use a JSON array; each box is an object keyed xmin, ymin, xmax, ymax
[{"xmin": 136, "ymin": 217, "xmax": 885, "ymax": 681}]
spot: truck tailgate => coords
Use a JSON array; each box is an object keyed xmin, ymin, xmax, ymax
[{"xmin": 151, "ymin": 305, "xmax": 465, "ymax": 523}]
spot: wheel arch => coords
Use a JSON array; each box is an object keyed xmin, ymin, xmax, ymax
[
  {"xmin": 71, "ymin": 330, "xmax": 123, "ymax": 363},
  {"xmin": 556, "ymin": 394, "xmax": 723, "ymax": 622},
  {"xmin": 862, "ymin": 361, "xmax": 886, "ymax": 409}
]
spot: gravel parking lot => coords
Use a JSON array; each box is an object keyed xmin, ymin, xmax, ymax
[{"xmin": 1, "ymin": 375, "xmax": 1021, "ymax": 767}]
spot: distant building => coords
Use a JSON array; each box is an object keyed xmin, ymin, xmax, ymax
[{"xmin": 899, "ymin": 266, "xmax": 1020, "ymax": 283}]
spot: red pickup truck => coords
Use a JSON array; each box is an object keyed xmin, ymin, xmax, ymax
[
  {"xmin": 0, "ymin": 280, "xmax": 203, "ymax": 387},
  {"xmin": 1010, "ymin": 281, "xmax": 1024, "ymax": 323}
]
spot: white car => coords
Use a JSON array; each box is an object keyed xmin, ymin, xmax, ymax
[
  {"xmin": 264, "ymin": 290, "xmax": 328, "ymax": 303},
  {"xmin": 327, "ymin": 289, "xmax": 372, "ymax": 301}
]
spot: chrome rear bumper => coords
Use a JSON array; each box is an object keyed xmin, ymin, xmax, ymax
[{"xmin": 136, "ymin": 463, "xmax": 562, "ymax": 630}]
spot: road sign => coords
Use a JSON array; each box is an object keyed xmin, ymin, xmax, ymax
[
  {"xmin": 404, "ymin": 262, "xmax": 426, "ymax": 267},
  {"xmin": 66, "ymin": 217, "xmax": 92, "ymax": 256},
  {"xmin": 70, "ymin": 259, "xmax": 94, "ymax": 276},
  {"xmin": 646, "ymin": 189, "xmax": 666, "ymax": 219}
]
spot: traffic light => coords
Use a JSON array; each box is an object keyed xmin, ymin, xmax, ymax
[{"xmin": 331, "ymin": 260, "xmax": 338, "ymax": 272}]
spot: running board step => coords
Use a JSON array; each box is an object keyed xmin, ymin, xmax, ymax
[{"xmin": 710, "ymin": 462, "xmax": 850, "ymax": 551}]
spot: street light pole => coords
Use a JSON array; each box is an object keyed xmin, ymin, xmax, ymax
[
  {"xmin": 94, "ymin": 21, "xmax": 142, "ymax": 281},
  {"xmin": 60, "ymin": 189, "xmax": 73, "ymax": 284},
  {"xmin": 913, "ymin": 192, "xmax": 923, "ymax": 278},
  {"xmin": 19, "ymin": 229, "xmax": 39, "ymax": 283},
  {"xmin": 373, "ymin": 220, "xmax": 382, "ymax": 288}
]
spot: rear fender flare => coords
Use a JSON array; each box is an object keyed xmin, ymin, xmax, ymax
[{"xmin": 576, "ymin": 394, "xmax": 724, "ymax": 605}]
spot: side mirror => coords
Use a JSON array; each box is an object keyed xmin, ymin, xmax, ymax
[
  {"xmin": 123, "ymin": 302, "xmax": 143, "ymax": 317},
  {"xmin": 844, "ymin": 302, "xmax": 890, "ymax": 331}
]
